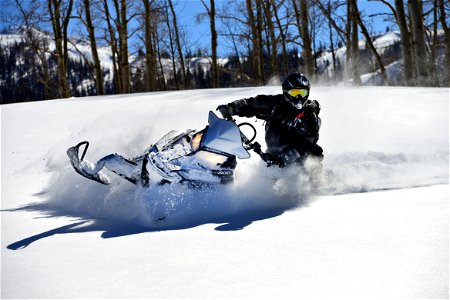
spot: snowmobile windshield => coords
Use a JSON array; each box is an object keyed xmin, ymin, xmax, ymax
[{"xmin": 201, "ymin": 111, "xmax": 250, "ymax": 159}]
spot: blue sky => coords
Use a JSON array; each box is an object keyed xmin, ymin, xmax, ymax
[
  {"xmin": 1, "ymin": 0, "xmax": 394, "ymax": 57},
  {"xmin": 175, "ymin": 0, "xmax": 393, "ymax": 56}
]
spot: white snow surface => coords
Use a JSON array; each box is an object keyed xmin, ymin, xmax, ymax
[
  {"xmin": 372, "ymin": 32, "xmax": 401, "ymax": 52},
  {"xmin": 1, "ymin": 86, "xmax": 449, "ymax": 298}
]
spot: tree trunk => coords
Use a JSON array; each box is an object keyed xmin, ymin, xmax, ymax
[
  {"xmin": 143, "ymin": 0, "xmax": 156, "ymax": 91},
  {"xmin": 293, "ymin": 0, "xmax": 314, "ymax": 79},
  {"xmin": 112, "ymin": 0, "xmax": 124, "ymax": 92},
  {"xmin": 48, "ymin": 0, "xmax": 73, "ymax": 98},
  {"xmin": 104, "ymin": 0, "xmax": 121, "ymax": 93},
  {"xmin": 264, "ymin": 0, "xmax": 278, "ymax": 78},
  {"xmin": 83, "ymin": 0, "xmax": 105, "ymax": 95},
  {"xmin": 429, "ymin": 0, "xmax": 438, "ymax": 86},
  {"xmin": 164, "ymin": 4, "xmax": 179, "ymax": 89},
  {"xmin": 327, "ymin": 1, "xmax": 336, "ymax": 80},
  {"xmin": 246, "ymin": 0, "xmax": 262, "ymax": 85},
  {"xmin": 408, "ymin": 0, "xmax": 429, "ymax": 85},
  {"xmin": 344, "ymin": 0, "xmax": 351, "ymax": 83},
  {"xmin": 394, "ymin": 0, "xmax": 415, "ymax": 85},
  {"xmin": 153, "ymin": 28, "xmax": 167, "ymax": 90},
  {"xmin": 209, "ymin": 0, "xmax": 219, "ymax": 88},
  {"xmin": 438, "ymin": 0, "xmax": 450, "ymax": 86},
  {"xmin": 62, "ymin": 0, "xmax": 73, "ymax": 89},
  {"xmin": 310, "ymin": 5, "xmax": 319, "ymax": 80},
  {"xmin": 118, "ymin": 0, "xmax": 130, "ymax": 93},
  {"xmin": 271, "ymin": 0, "xmax": 289, "ymax": 75},
  {"xmin": 350, "ymin": 0, "xmax": 361, "ymax": 85},
  {"xmin": 168, "ymin": 0, "xmax": 188, "ymax": 88},
  {"xmin": 256, "ymin": 0, "xmax": 266, "ymax": 84}
]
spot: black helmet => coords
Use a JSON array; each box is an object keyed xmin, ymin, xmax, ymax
[{"xmin": 282, "ymin": 73, "xmax": 310, "ymax": 109}]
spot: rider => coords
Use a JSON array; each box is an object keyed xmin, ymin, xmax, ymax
[
  {"xmin": 68, "ymin": 72, "xmax": 322, "ymax": 187},
  {"xmin": 217, "ymin": 72, "xmax": 323, "ymax": 168}
]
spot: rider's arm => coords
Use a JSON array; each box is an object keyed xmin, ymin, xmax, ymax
[
  {"xmin": 218, "ymin": 94, "xmax": 277, "ymax": 120},
  {"xmin": 290, "ymin": 112, "xmax": 322, "ymax": 156}
]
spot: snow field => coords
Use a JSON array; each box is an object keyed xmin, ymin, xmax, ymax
[{"xmin": 1, "ymin": 85, "xmax": 448, "ymax": 298}]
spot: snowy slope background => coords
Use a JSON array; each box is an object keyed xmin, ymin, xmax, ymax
[
  {"xmin": 0, "ymin": 28, "xmax": 231, "ymax": 96},
  {"xmin": 1, "ymin": 86, "xmax": 449, "ymax": 298},
  {"xmin": 3, "ymin": 28, "xmax": 443, "ymax": 101}
]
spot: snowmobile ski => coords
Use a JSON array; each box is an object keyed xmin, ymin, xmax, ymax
[{"xmin": 67, "ymin": 141, "xmax": 110, "ymax": 185}]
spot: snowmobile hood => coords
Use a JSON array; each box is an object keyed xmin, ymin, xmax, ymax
[{"xmin": 201, "ymin": 111, "xmax": 250, "ymax": 159}]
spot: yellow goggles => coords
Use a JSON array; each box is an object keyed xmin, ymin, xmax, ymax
[{"xmin": 288, "ymin": 89, "xmax": 308, "ymax": 98}]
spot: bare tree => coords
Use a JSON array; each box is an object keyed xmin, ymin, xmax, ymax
[
  {"xmin": 344, "ymin": 1, "xmax": 352, "ymax": 82},
  {"xmin": 48, "ymin": 0, "xmax": 74, "ymax": 98},
  {"xmin": 245, "ymin": 0, "xmax": 263, "ymax": 84},
  {"xmin": 352, "ymin": 0, "xmax": 388, "ymax": 84},
  {"xmin": 313, "ymin": 0, "xmax": 348, "ymax": 81},
  {"xmin": 327, "ymin": 1, "xmax": 337, "ymax": 79},
  {"xmin": 427, "ymin": 0, "xmax": 439, "ymax": 85},
  {"xmin": 163, "ymin": 2, "xmax": 180, "ymax": 89},
  {"xmin": 263, "ymin": 0, "xmax": 278, "ymax": 78},
  {"xmin": 201, "ymin": 0, "xmax": 219, "ymax": 88},
  {"xmin": 350, "ymin": 0, "xmax": 361, "ymax": 85},
  {"xmin": 394, "ymin": 0, "xmax": 415, "ymax": 85},
  {"xmin": 309, "ymin": 3, "xmax": 323, "ymax": 77},
  {"xmin": 14, "ymin": 0, "xmax": 52, "ymax": 99},
  {"xmin": 438, "ymin": 0, "xmax": 450, "ymax": 85},
  {"xmin": 255, "ymin": 0, "xmax": 266, "ymax": 83},
  {"xmin": 217, "ymin": 4, "xmax": 247, "ymax": 84},
  {"xmin": 408, "ymin": 0, "xmax": 429, "ymax": 85},
  {"xmin": 113, "ymin": 0, "xmax": 131, "ymax": 93},
  {"xmin": 102, "ymin": 0, "xmax": 122, "ymax": 93},
  {"xmin": 153, "ymin": 21, "xmax": 167, "ymax": 91},
  {"xmin": 142, "ymin": 0, "xmax": 157, "ymax": 91},
  {"xmin": 167, "ymin": 0, "xmax": 188, "ymax": 88},
  {"xmin": 271, "ymin": 0, "xmax": 289, "ymax": 75},
  {"xmin": 82, "ymin": 0, "xmax": 105, "ymax": 95},
  {"xmin": 292, "ymin": 0, "xmax": 314, "ymax": 79}
]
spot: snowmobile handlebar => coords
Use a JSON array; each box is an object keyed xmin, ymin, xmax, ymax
[
  {"xmin": 235, "ymin": 120, "xmax": 284, "ymax": 167},
  {"xmin": 236, "ymin": 122, "xmax": 264, "ymax": 157},
  {"xmin": 237, "ymin": 122, "xmax": 257, "ymax": 145}
]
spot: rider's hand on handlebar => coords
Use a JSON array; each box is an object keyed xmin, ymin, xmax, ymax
[
  {"xmin": 261, "ymin": 153, "xmax": 285, "ymax": 167},
  {"xmin": 216, "ymin": 105, "xmax": 234, "ymax": 120}
]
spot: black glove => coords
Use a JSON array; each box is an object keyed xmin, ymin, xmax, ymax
[
  {"xmin": 303, "ymin": 100, "xmax": 320, "ymax": 114},
  {"xmin": 216, "ymin": 104, "xmax": 234, "ymax": 120},
  {"xmin": 261, "ymin": 153, "xmax": 285, "ymax": 167}
]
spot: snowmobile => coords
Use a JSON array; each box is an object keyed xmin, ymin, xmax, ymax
[{"xmin": 67, "ymin": 111, "xmax": 272, "ymax": 188}]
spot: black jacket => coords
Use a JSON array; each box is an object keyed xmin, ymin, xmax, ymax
[{"xmin": 225, "ymin": 94, "xmax": 322, "ymax": 159}]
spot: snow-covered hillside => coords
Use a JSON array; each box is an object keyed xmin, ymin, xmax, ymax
[
  {"xmin": 0, "ymin": 28, "xmax": 228, "ymax": 85},
  {"xmin": 316, "ymin": 31, "xmax": 405, "ymax": 85},
  {"xmin": 1, "ymin": 86, "xmax": 448, "ymax": 298},
  {"xmin": 0, "ymin": 27, "xmax": 430, "ymax": 92}
]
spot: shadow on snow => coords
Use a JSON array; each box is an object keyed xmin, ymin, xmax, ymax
[{"xmin": 5, "ymin": 201, "xmax": 291, "ymax": 250}]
